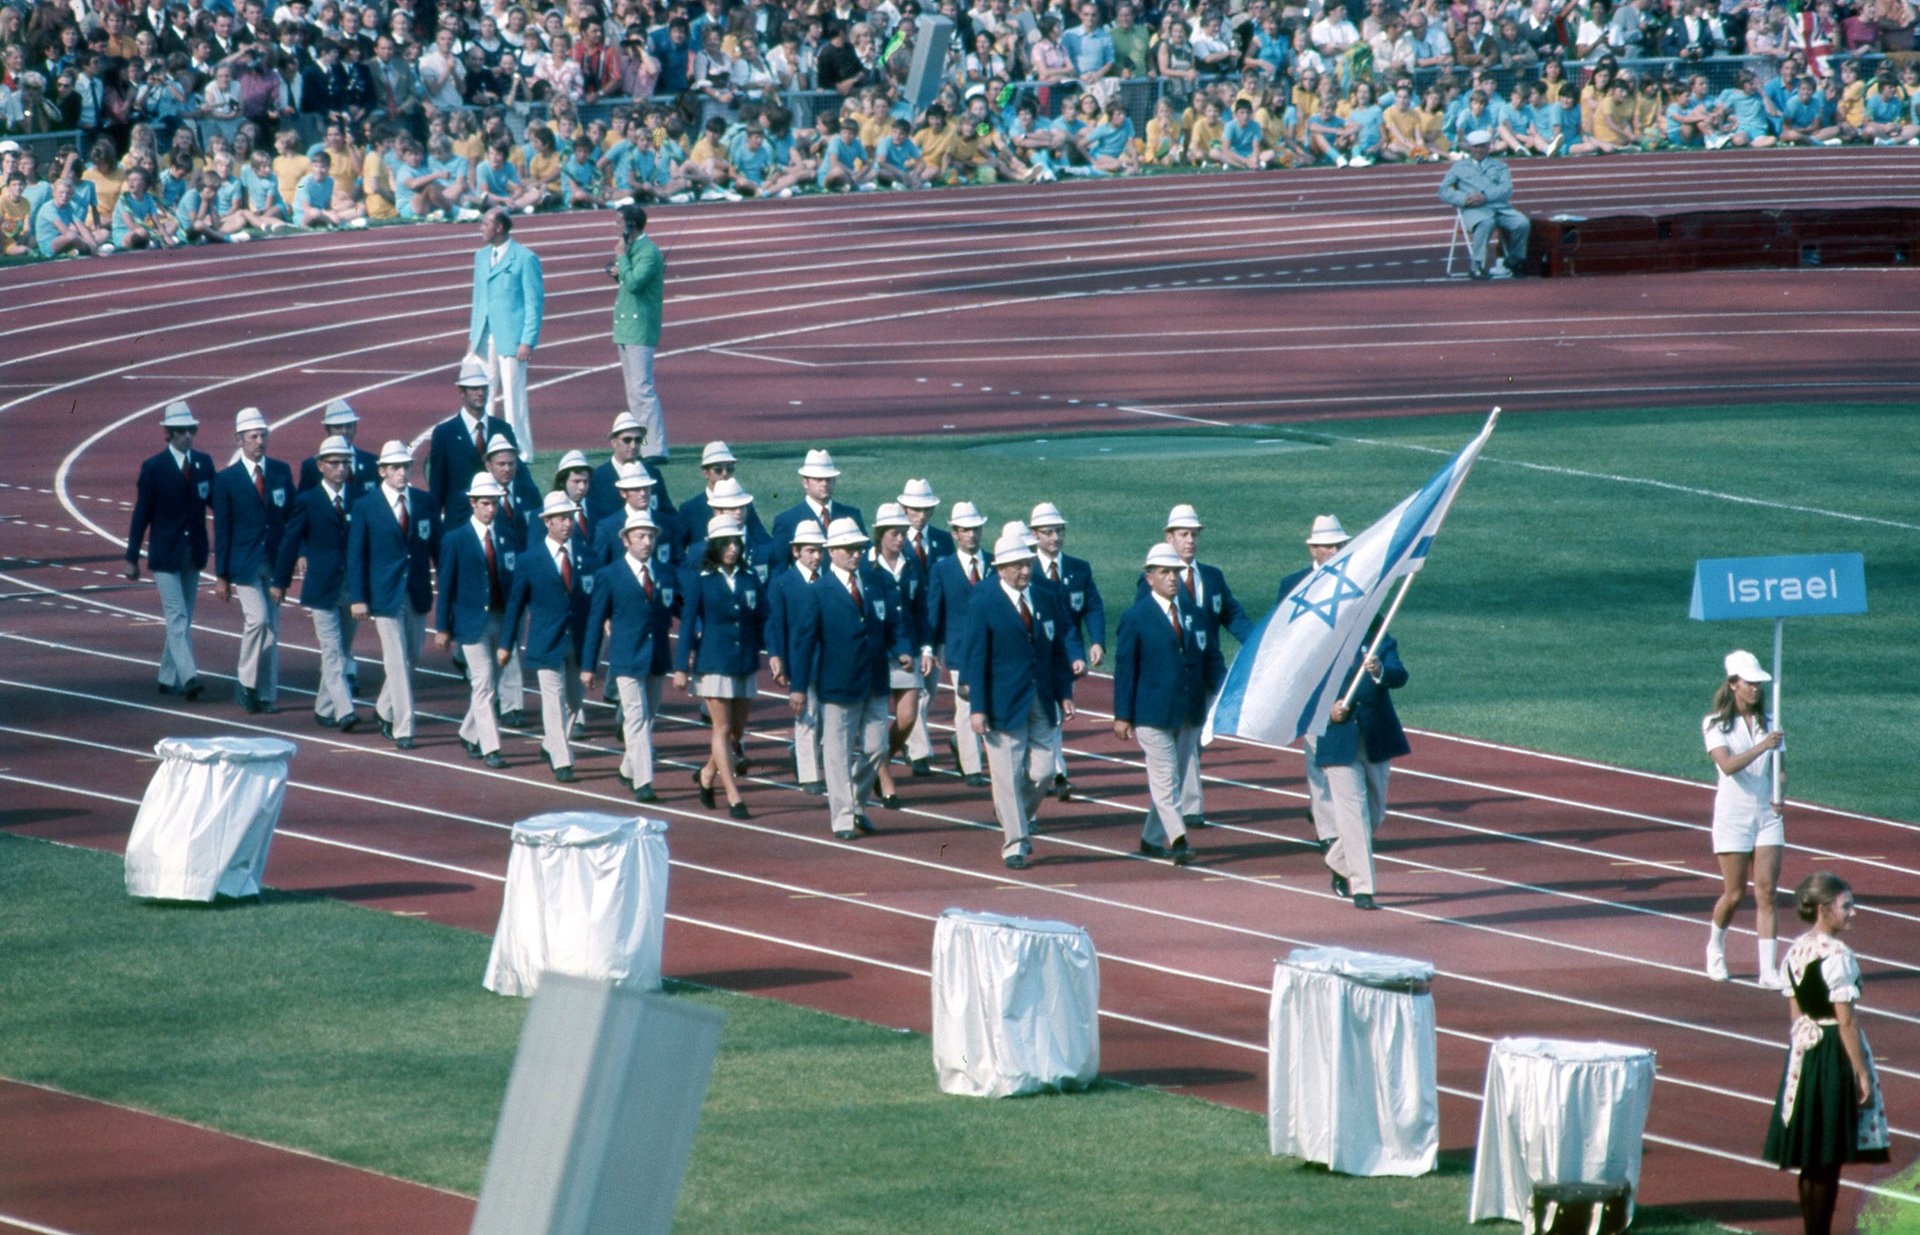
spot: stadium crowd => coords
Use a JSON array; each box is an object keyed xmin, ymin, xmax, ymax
[{"xmin": 3, "ymin": 0, "xmax": 1919, "ymax": 255}]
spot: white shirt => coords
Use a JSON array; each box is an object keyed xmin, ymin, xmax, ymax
[
  {"xmin": 830, "ymin": 561, "xmax": 861, "ymax": 598},
  {"xmin": 998, "ymin": 579, "xmax": 1032, "ymax": 612},
  {"xmin": 1036, "ymin": 551, "xmax": 1064, "ymax": 582},
  {"xmin": 1703, "ymin": 711, "xmax": 1778, "ymax": 824},
  {"xmin": 628, "ymin": 553, "xmax": 655, "ymax": 589},
  {"xmin": 1178, "ymin": 560, "xmax": 1205, "ymax": 607},
  {"xmin": 955, "ymin": 551, "xmax": 983, "ymax": 581},
  {"xmin": 169, "ymin": 444, "xmax": 190, "ymax": 472},
  {"xmin": 470, "ymin": 515, "xmax": 495, "ymax": 546},
  {"xmin": 321, "ymin": 480, "xmax": 346, "ymax": 511},
  {"xmin": 488, "ymin": 240, "xmax": 508, "ymax": 267},
  {"xmin": 549, "ymin": 535, "xmax": 571, "ymax": 572}
]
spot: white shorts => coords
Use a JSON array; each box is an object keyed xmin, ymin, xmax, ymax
[{"xmin": 1712, "ymin": 806, "xmax": 1785, "ymax": 854}]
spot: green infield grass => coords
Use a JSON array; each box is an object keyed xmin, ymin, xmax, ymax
[{"xmin": 0, "ymin": 833, "xmax": 1730, "ymax": 1234}]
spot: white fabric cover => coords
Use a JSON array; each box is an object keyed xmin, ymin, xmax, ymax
[
  {"xmin": 931, "ymin": 908, "xmax": 1099, "ymax": 1098},
  {"xmin": 1468, "ymin": 1036, "xmax": 1657, "ymax": 1224},
  {"xmin": 1268, "ymin": 946, "xmax": 1437, "ymax": 1176},
  {"xmin": 483, "ymin": 812, "xmax": 669, "ymax": 998},
  {"xmin": 124, "ymin": 736, "xmax": 297, "ymax": 901}
]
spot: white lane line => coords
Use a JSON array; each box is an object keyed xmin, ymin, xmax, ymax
[{"xmin": 0, "ymin": 1213, "xmax": 85, "ymax": 1235}]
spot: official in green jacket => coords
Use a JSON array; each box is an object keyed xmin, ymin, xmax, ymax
[{"xmin": 608, "ymin": 204, "xmax": 670, "ymax": 464}]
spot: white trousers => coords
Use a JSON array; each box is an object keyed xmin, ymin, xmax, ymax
[
  {"xmin": 308, "ymin": 599, "xmax": 357, "ymax": 722},
  {"xmin": 152, "ymin": 568, "xmax": 200, "ymax": 689},
  {"xmin": 1136, "ymin": 723, "xmax": 1197, "ymax": 848},
  {"xmin": 233, "ymin": 563, "xmax": 278, "ymax": 702},
  {"xmin": 1177, "ymin": 722, "xmax": 1205, "ymax": 820},
  {"xmin": 536, "ymin": 661, "xmax": 584, "ymax": 769},
  {"xmin": 482, "ymin": 339, "xmax": 532, "ymax": 457},
  {"xmin": 458, "ymin": 615, "xmax": 503, "ymax": 754},
  {"xmin": 1303, "ymin": 745, "xmax": 1391, "ymax": 897},
  {"xmin": 498, "ymin": 644, "xmax": 525, "ymax": 713},
  {"xmin": 983, "ymin": 698, "xmax": 1057, "ymax": 858},
  {"xmin": 792, "ymin": 685, "xmax": 823, "ymax": 783},
  {"xmin": 905, "ymin": 683, "xmax": 933, "ymax": 761},
  {"xmin": 617, "ymin": 342, "xmax": 667, "ymax": 458},
  {"xmin": 373, "ymin": 609, "xmax": 424, "ymax": 739},
  {"xmin": 615, "ymin": 674, "xmax": 663, "ymax": 786},
  {"xmin": 821, "ymin": 694, "xmax": 889, "ymax": 835},
  {"xmin": 947, "ymin": 665, "xmax": 985, "ymax": 774}
]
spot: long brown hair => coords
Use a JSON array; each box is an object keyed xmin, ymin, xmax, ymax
[{"xmin": 1707, "ymin": 676, "xmax": 1767, "ymax": 733}]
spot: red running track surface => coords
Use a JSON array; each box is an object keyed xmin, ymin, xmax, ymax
[{"xmin": 2, "ymin": 150, "xmax": 1918, "ymax": 1235}]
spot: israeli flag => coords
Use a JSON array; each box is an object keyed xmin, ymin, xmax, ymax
[{"xmin": 1205, "ymin": 410, "xmax": 1498, "ymax": 747}]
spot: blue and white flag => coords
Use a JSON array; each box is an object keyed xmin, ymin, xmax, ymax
[{"xmin": 1205, "ymin": 410, "xmax": 1498, "ymax": 747}]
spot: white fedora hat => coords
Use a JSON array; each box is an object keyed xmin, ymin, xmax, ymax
[
  {"xmin": 234, "ymin": 407, "xmax": 269, "ymax": 434},
  {"xmin": 614, "ymin": 461, "xmax": 656, "ymax": 490},
  {"xmin": 824, "ymin": 516, "xmax": 871, "ymax": 548},
  {"xmin": 948, "ymin": 500, "xmax": 987, "ymax": 529},
  {"xmin": 1165, "ymin": 504, "xmax": 1204, "ymax": 530},
  {"xmin": 872, "ymin": 502, "xmax": 908, "ymax": 529},
  {"xmin": 1028, "ymin": 501, "xmax": 1066, "ymax": 529},
  {"xmin": 1724, "ymin": 649, "xmax": 1772, "ymax": 683},
  {"xmin": 797, "ymin": 448, "xmax": 841, "ymax": 479},
  {"xmin": 706, "ymin": 515, "xmax": 745, "ymax": 540},
  {"xmin": 700, "ymin": 440, "xmax": 738, "ymax": 467},
  {"xmin": 484, "ymin": 433, "xmax": 518, "ymax": 458},
  {"xmin": 455, "ymin": 357, "xmax": 491, "ymax": 387},
  {"xmin": 160, "ymin": 400, "xmax": 199, "ymax": 429},
  {"xmin": 316, "ymin": 435, "xmax": 354, "ymax": 459},
  {"xmin": 621, "ymin": 508, "xmax": 658, "ymax": 533},
  {"xmin": 467, "ymin": 475, "xmax": 505, "ymax": 500},
  {"xmin": 608, "ymin": 412, "xmax": 645, "ymax": 438},
  {"xmin": 539, "ymin": 491, "xmax": 580, "ymax": 519},
  {"xmin": 1305, "ymin": 514, "xmax": 1350, "ymax": 546},
  {"xmin": 790, "ymin": 519, "xmax": 827, "ymax": 547},
  {"xmin": 991, "ymin": 532, "xmax": 1036, "ymax": 564},
  {"xmin": 897, "ymin": 477, "xmax": 940, "ymax": 508},
  {"xmin": 321, "ymin": 398, "xmax": 359, "ymax": 426},
  {"xmin": 1144, "ymin": 543, "xmax": 1185, "ymax": 570},
  {"xmin": 376, "ymin": 439, "xmax": 413, "ymax": 466},
  {"xmin": 708, "ymin": 477, "xmax": 753, "ymax": 508},
  {"xmin": 554, "ymin": 449, "xmax": 592, "ymax": 476},
  {"xmin": 1000, "ymin": 520, "xmax": 1037, "ymax": 547}
]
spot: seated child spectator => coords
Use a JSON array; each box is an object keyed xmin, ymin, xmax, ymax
[
  {"xmin": 561, "ymin": 134, "xmax": 609, "ymax": 208},
  {"xmin": 34, "ymin": 176, "xmax": 110, "ymax": 257},
  {"xmin": 292, "ymin": 153, "xmax": 367, "ymax": 227},
  {"xmin": 874, "ymin": 116, "xmax": 926, "ymax": 189},
  {"xmin": 110, "ymin": 167, "xmax": 182, "ymax": 249},
  {"xmin": 237, "ymin": 149, "xmax": 293, "ymax": 227},
  {"xmin": 1214, "ymin": 96, "xmax": 1271, "ymax": 168},
  {"xmin": 473, "ymin": 140, "xmax": 544, "ymax": 212},
  {"xmin": 818, "ymin": 115, "xmax": 875, "ymax": 191},
  {"xmin": 1083, "ymin": 101, "xmax": 1141, "ymax": 174}
]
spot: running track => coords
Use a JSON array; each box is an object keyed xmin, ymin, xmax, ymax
[{"xmin": 2, "ymin": 149, "xmax": 1918, "ymax": 1235}]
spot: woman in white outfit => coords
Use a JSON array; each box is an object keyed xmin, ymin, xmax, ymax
[{"xmin": 1703, "ymin": 648, "xmax": 1786, "ymax": 987}]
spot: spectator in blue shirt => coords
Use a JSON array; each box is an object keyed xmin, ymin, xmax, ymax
[
  {"xmin": 1083, "ymin": 101, "xmax": 1141, "ymax": 174},
  {"xmin": 1711, "ymin": 71, "xmax": 1777, "ymax": 148},
  {"xmin": 1863, "ymin": 78, "xmax": 1919, "ymax": 144},
  {"xmin": 1779, "ymin": 77, "xmax": 1844, "ymax": 145},
  {"xmin": 1245, "ymin": 12, "xmax": 1291, "ymax": 77},
  {"xmin": 1061, "ymin": 2, "xmax": 1115, "ymax": 90},
  {"xmin": 35, "ymin": 176, "xmax": 108, "ymax": 257},
  {"xmin": 817, "ymin": 115, "xmax": 874, "ymax": 191},
  {"xmin": 874, "ymin": 117, "xmax": 926, "ymax": 188},
  {"xmin": 1215, "ymin": 97, "xmax": 1271, "ymax": 169}
]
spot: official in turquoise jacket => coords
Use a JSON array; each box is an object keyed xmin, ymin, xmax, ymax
[{"xmin": 468, "ymin": 208, "xmax": 545, "ymax": 454}]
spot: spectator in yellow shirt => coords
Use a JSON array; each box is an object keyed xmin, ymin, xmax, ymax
[
  {"xmin": 1144, "ymin": 96, "xmax": 1189, "ymax": 165},
  {"xmin": 272, "ymin": 129, "xmax": 311, "ymax": 206}
]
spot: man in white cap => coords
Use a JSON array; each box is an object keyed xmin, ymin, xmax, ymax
[
  {"xmin": 962, "ymin": 528, "xmax": 1076, "ymax": 870},
  {"xmin": 591, "ymin": 463, "xmax": 666, "ymax": 569},
  {"xmin": 299, "ymin": 399, "xmax": 378, "ymax": 500},
  {"xmin": 674, "ymin": 440, "xmax": 761, "ymax": 556},
  {"xmin": 427, "ymin": 357, "xmax": 518, "ymax": 525},
  {"xmin": 1437, "ymin": 128, "xmax": 1529, "ymax": 280},
  {"xmin": 1144, "ymin": 503, "xmax": 1250, "ymax": 831},
  {"xmin": 502, "ymin": 491, "xmax": 594, "ymax": 782},
  {"xmin": 788, "ymin": 517, "xmax": 913, "ymax": 839},
  {"xmin": 436, "ymin": 475, "xmax": 514, "ymax": 768},
  {"xmin": 895, "ymin": 478, "xmax": 952, "ymax": 776},
  {"xmin": 1306, "ymin": 614, "xmax": 1410, "ymax": 911},
  {"xmin": 212, "ymin": 407, "xmax": 294, "ymax": 713},
  {"xmin": 769, "ymin": 449, "xmax": 864, "ymax": 573},
  {"xmin": 1113, "ymin": 543, "xmax": 1225, "ymax": 866},
  {"xmin": 477, "ymin": 433, "xmax": 540, "ymax": 725},
  {"xmin": 582, "ymin": 507, "xmax": 680, "ymax": 802},
  {"xmin": 273, "ymin": 434, "xmax": 362, "ymax": 731},
  {"xmin": 926, "ymin": 500, "xmax": 992, "ymax": 786},
  {"xmin": 585, "ymin": 412, "xmax": 675, "ymax": 530},
  {"xmin": 766, "ymin": 517, "xmax": 827, "ymax": 794},
  {"xmin": 553, "ymin": 450, "xmax": 597, "ymax": 548},
  {"xmin": 1029, "ymin": 501, "xmax": 1106, "ymax": 799},
  {"xmin": 1276, "ymin": 514, "xmax": 1352, "ymax": 852},
  {"xmin": 348, "ymin": 439, "xmax": 438, "ymax": 750},
  {"xmin": 126, "ymin": 401, "xmax": 216, "ymax": 700},
  {"xmin": 467, "ymin": 206, "xmax": 545, "ymax": 453},
  {"xmin": 689, "ymin": 477, "xmax": 774, "ymax": 582}
]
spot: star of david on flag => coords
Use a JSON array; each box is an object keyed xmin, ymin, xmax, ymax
[{"xmin": 1205, "ymin": 410, "xmax": 1499, "ymax": 747}]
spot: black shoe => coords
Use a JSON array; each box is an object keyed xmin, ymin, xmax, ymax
[
  {"xmin": 853, "ymin": 815, "xmax": 876, "ymax": 835},
  {"xmin": 1183, "ymin": 814, "xmax": 1207, "ymax": 830},
  {"xmin": 1316, "ymin": 837, "xmax": 1332, "ymax": 855},
  {"xmin": 484, "ymin": 751, "xmax": 507, "ymax": 768},
  {"xmin": 315, "ymin": 714, "xmax": 340, "ymax": 729},
  {"xmin": 633, "ymin": 783, "xmax": 657, "ymax": 803},
  {"xmin": 463, "ymin": 739, "xmax": 482, "ymax": 758},
  {"xmin": 732, "ymin": 756, "xmax": 750, "ymax": 776},
  {"xmin": 834, "ymin": 828, "xmax": 858, "ymax": 840},
  {"xmin": 1352, "ymin": 893, "xmax": 1379, "ymax": 911},
  {"xmin": 378, "ymin": 717, "xmax": 394, "ymax": 741},
  {"xmin": 910, "ymin": 758, "xmax": 932, "ymax": 777},
  {"xmin": 157, "ymin": 682, "xmax": 178, "ymax": 697},
  {"xmin": 239, "ymin": 688, "xmax": 259, "ymax": 713},
  {"xmin": 965, "ymin": 772, "xmax": 989, "ymax": 788},
  {"xmin": 501, "ymin": 710, "xmax": 527, "ymax": 727},
  {"xmin": 259, "ymin": 700, "xmax": 279, "ymax": 714},
  {"xmin": 396, "ymin": 736, "xmax": 416, "ymax": 750},
  {"xmin": 728, "ymin": 801, "xmax": 750, "ymax": 819},
  {"xmin": 1331, "ymin": 872, "xmax": 1350, "ymax": 899},
  {"xmin": 615, "ymin": 717, "xmax": 625, "ymax": 741},
  {"xmin": 337, "ymin": 714, "xmax": 360, "ymax": 733},
  {"xmin": 1004, "ymin": 853, "xmax": 1029, "ymax": 871},
  {"xmin": 554, "ymin": 766, "xmax": 576, "ymax": 783},
  {"xmin": 1054, "ymin": 775, "xmax": 1073, "ymax": 801},
  {"xmin": 183, "ymin": 678, "xmax": 204, "ymax": 701},
  {"xmin": 1139, "ymin": 840, "xmax": 1173, "ymax": 860},
  {"xmin": 879, "ymin": 793, "xmax": 900, "ymax": 810},
  {"xmin": 1469, "ymin": 264, "xmax": 1490, "ymax": 282},
  {"xmin": 802, "ymin": 780, "xmax": 827, "ymax": 796},
  {"xmin": 617, "ymin": 770, "xmax": 632, "ymax": 787},
  {"xmin": 1170, "ymin": 837, "xmax": 1193, "ymax": 866},
  {"xmin": 695, "ymin": 771, "xmax": 716, "ymax": 810}
]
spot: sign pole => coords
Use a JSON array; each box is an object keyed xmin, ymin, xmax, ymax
[
  {"xmin": 1771, "ymin": 616, "xmax": 1785, "ymax": 809},
  {"xmin": 1340, "ymin": 574, "xmax": 1416, "ymax": 710}
]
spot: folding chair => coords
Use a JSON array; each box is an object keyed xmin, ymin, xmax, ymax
[{"xmin": 1445, "ymin": 208, "xmax": 1470, "ymax": 277}]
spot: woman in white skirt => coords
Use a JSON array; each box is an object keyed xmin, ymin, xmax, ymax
[
  {"xmin": 868, "ymin": 503, "xmax": 932, "ymax": 809},
  {"xmin": 1704, "ymin": 648, "xmax": 1787, "ymax": 987},
  {"xmin": 674, "ymin": 516, "xmax": 768, "ymax": 819}
]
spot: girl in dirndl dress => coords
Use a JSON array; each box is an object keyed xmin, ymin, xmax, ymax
[{"xmin": 1763, "ymin": 871, "xmax": 1890, "ymax": 1235}]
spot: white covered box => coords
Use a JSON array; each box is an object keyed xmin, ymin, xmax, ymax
[
  {"xmin": 931, "ymin": 908, "xmax": 1099, "ymax": 1098},
  {"xmin": 1469, "ymin": 1036, "xmax": 1657, "ymax": 1224},
  {"xmin": 483, "ymin": 812, "xmax": 669, "ymax": 998},
  {"xmin": 124, "ymin": 736, "xmax": 297, "ymax": 901},
  {"xmin": 1269, "ymin": 945, "xmax": 1437, "ymax": 1177}
]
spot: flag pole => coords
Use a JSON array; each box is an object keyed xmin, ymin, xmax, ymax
[
  {"xmin": 1771, "ymin": 615, "xmax": 1785, "ymax": 809},
  {"xmin": 1340, "ymin": 573, "xmax": 1416, "ymax": 709}
]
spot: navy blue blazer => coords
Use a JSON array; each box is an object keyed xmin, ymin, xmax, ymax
[
  {"xmin": 1112, "ymin": 593, "xmax": 1225, "ymax": 731},
  {"xmin": 1034, "ymin": 552, "xmax": 1106, "ymax": 650},
  {"xmin": 590, "ymin": 505, "xmax": 681, "ymax": 573},
  {"xmin": 212, "ymin": 457, "xmax": 294, "ymax": 582},
  {"xmin": 586, "ymin": 458, "xmax": 676, "ymax": 529},
  {"xmin": 582, "ymin": 555, "xmax": 679, "ymax": 679},
  {"xmin": 675, "ymin": 566, "xmax": 768, "ymax": 677},
  {"xmin": 787, "ymin": 564, "xmax": 911, "ymax": 704},
  {"xmin": 298, "ymin": 447, "xmax": 379, "ymax": 503},
  {"xmin": 275, "ymin": 484, "xmax": 353, "ymax": 606},
  {"xmin": 768, "ymin": 499, "xmax": 864, "ymax": 574},
  {"xmin": 501, "ymin": 536, "xmax": 592, "ymax": 670},
  {"xmin": 1274, "ymin": 565, "xmax": 1311, "ymax": 606},
  {"xmin": 347, "ymin": 485, "xmax": 437, "ymax": 616},
  {"xmin": 488, "ymin": 467, "xmax": 546, "ymax": 552},
  {"xmin": 764, "ymin": 561, "xmax": 818, "ymax": 676},
  {"xmin": 903, "ymin": 524, "xmax": 955, "ymax": 575},
  {"xmin": 870, "ymin": 552, "xmax": 931, "ymax": 650},
  {"xmin": 960, "ymin": 582, "xmax": 1075, "ymax": 730},
  {"xmin": 674, "ymin": 491, "xmax": 767, "ymax": 556},
  {"xmin": 681, "ymin": 522, "xmax": 776, "ymax": 587},
  {"xmin": 1312, "ymin": 635, "xmax": 1411, "ymax": 766},
  {"xmin": 436, "ymin": 520, "xmax": 512, "ymax": 645},
  {"xmin": 127, "ymin": 447, "xmax": 216, "ymax": 573},
  {"xmin": 925, "ymin": 549, "xmax": 992, "ymax": 659},
  {"xmin": 1134, "ymin": 560, "xmax": 1252, "ymax": 642},
  {"xmin": 425, "ymin": 412, "xmax": 517, "ymax": 523}
]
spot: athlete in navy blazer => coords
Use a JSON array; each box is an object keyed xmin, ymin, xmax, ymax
[
  {"xmin": 274, "ymin": 468, "xmax": 360, "ymax": 728},
  {"xmin": 925, "ymin": 528, "xmax": 993, "ymax": 781},
  {"xmin": 426, "ymin": 378, "xmax": 517, "ymax": 523},
  {"xmin": 787, "ymin": 562, "xmax": 912, "ymax": 704},
  {"xmin": 1307, "ymin": 630, "xmax": 1409, "ymax": 910},
  {"xmin": 1134, "ymin": 560, "xmax": 1252, "ymax": 643},
  {"xmin": 582, "ymin": 522, "xmax": 680, "ymax": 800},
  {"xmin": 764, "ymin": 553, "xmax": 818, "ymax": 685},
  {"xmin": 126, "ymin": 422, "xmax": 217, "ymax": 696},
  {"xmin": 1033, "ymin": 552, "xmax": 1105, "ymax": 665},
  {"xmin": 1313, "ymin": 634, "xmax": 1410, "ymax": 767},
  {"xmin": 212, "ymin": 455, "xmax": 294, "ymax": 589},
  {"xmin": 299, "ymin": 444, "xmax": 378, "ymax": 502},
  {"xmin": 675, "ymin": 489, "xmax": 767, "ymax": 557},
  {"xmin": 769, "ymin": 498, "xmax": 864, "ymax": 575},
  {"xmin": 502, "ymin": 535, "xmax": 591, "ymax": 672},
  {"xmin": 587, "ymin": 455, "xmax": 675, "ymax": 527},
  {"xmin": 436, "ymin": 516, "xmax": 511, "ymax": 649},
  {"xmin": 1113, "ymin": 592, "xmax": 1223, "ymax": 732},
  {"xmin": 680, "ymin": 517, "xmax": 776, "ymax": 586},
  {"xmin": 348, "ymin": 470, "xmax": 438, "ymax": 746},
  {"xmin": 592, "ymin": 503, "xmax": 680, "ymax": 572},
  {"xmin": 675, "ymin": 564, "xmax": 769, "ymax": 678},
  {"xmin": 487, "ymin": 460, "xmax": 545, "ymax": 551},
  {"xmin": 961, "ymin": 580, "xmax": 1077, "ymax": 732}
]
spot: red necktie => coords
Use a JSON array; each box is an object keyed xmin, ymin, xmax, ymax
[
  {"xmin": 253, "ymin": 465, "xmax": 265, "ymax": 503},
  {"xmin": 333, "ymin": 492, "xmax": 344, "ymax": 519},
  {"xmin": 1017, "ymin": 592, "xmax": 1033, "ymax": 638},
  {"xmin": 559, "ymin": 546, "xmax": 573, "ymax": 590},
  {"xmin": 848, "ymin": 571, "xmax": 863, "ymax": 613},
  {"xmin": 575, "ymin": 513, "xmax": 588, "ymax": 540},
  {"xmin": 396, "ymin": 495, "xmax": 408, "ymax": 538},
  {"xmin": 472, "ymin": 420, "xmax": 485, "ymax": 458},
  {"xmin": 913, "ymin": 534, "xmax": 927, "ymax": 568},
  {"xmin": 1168, "ymin": 601, "xmax": 1183, "ymax": 643},
  {"xmin": 501, "ymin": 496, "xmax": 513, "ymax": 522},
  {"xmin": 1183, "ymin": 567, "xmax": 1196, "ymax": 598},
  {"xmin": 967, "ymin": 557, "xmax": 980, "ymax": 585},
  {"xmin": 1048, "ymin": 559, "xmax": 1060, "ymax": 583},
  {"xmin": 641, "ymin": 564, "xmax": 655, "ymax": 601},
  {"xmin": 485, "ymin": 530, "xmax": 502, "ymax": 609}
]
